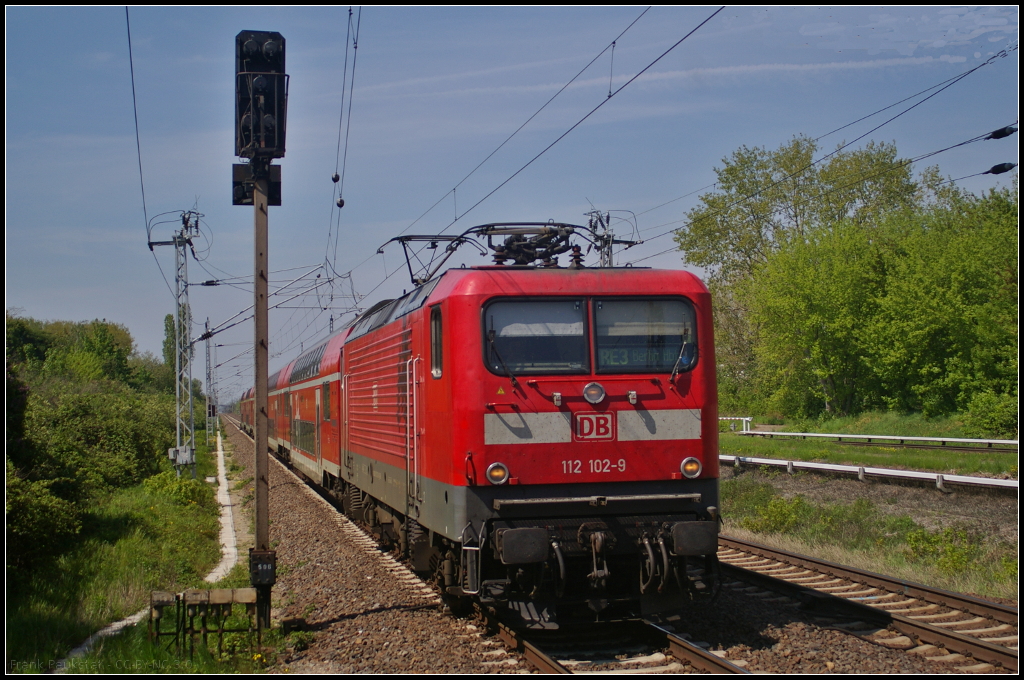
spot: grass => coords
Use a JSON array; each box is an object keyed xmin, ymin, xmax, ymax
[
  {"xmin": 73, "ymin": 563, "xmax": 295, "ymax": 674},
  {"xmin": 74, "ymin": 560, "xmax": 319, "ymax": 674},
  {"xmin": 67, "ymin": 425, "xmax": 305, "ymax": 673},
  {"xmin": 719, "ymin": 411, "xmax": 1018, "ymax": 476},
  {"xmin": 783, "ymin": 411, "xmax": 977, "ymax": 438},
  {"xmin": 720, "ymin": 475, "xmax": 1018, "ymax": 600},
  {"xmin": 7, "ymin": 430, "xmax": 222, "ymax": 672}
]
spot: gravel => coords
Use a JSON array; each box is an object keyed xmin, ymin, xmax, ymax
[
  {"xmin": 222, "ymin": 421, "xmax": 1014, "ymax": 673},
  {"xmin": 661, "ymin": 582, "xmax": 1012, "ymax": 673},
  {"xmin": 222, "ymin": 424, "xmax": 514, "ymax": 674}
]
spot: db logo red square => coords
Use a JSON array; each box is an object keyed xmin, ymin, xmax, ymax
[{"xmin": 576, "ymin": 413, "xmax": 614, "ymax": 441}]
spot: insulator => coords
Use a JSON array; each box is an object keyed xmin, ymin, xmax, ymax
[
  {"xmin": 986, "ymin": 126, "xmax": 1017, "ymax": 140},
  {"xmin": 985, "ymin": 162, "xmax": 1018, "ymax": 175}
]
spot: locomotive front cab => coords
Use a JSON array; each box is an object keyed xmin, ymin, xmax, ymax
[{"xmin": 446, "ymin": 269, "xmax": 721, "ymax": 625}]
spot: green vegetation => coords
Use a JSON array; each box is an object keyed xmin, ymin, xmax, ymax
[
  {"xmin": 75, "ymin": 563, "xmax": 303, "ymax": 674},
  {"xmin": 721, "ymin": 476, "xmax": 1017, "ymax": 599},
  {"xmin": 6, "ymin": 313, "xmax": 218, "ymax": 669},
  {"xmin": 676, "ymin": 138, "xmax": 1018, "ymax": 437},
  {"xmin": 72, "ymin": 557, "xmax": 317, "ymax": 675}
]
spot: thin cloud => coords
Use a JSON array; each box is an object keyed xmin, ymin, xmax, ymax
[{"xmin": 359, "ymin": 55, "xmax": 974, "ymax": 102}]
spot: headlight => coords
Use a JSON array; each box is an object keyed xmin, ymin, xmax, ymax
[
  {"xmin": 486, "ymin": 462, "xmax": 510, "ymax": 485},
  {"xmin": 681, "ymin": 457, "xmax": 702, "ymax": 479},
  {"xmin": 583, "ymin": 382, "xmax": 606, "ymax": 405}
]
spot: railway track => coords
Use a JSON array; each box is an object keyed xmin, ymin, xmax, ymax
[
  {"xmin": 717, "ymin": 535, "xmax": 1018, "ymax": 672},
  {"xmin": 493, "ymin": 617, "xmax": 750, "ymax": 674},
  {"xmin": 228, "ymin": 414, "xmax": 747, "ymax": 674},
  {"xmin": 225, "ymin": 414, "xmax": 1015, "ymax": 673}
]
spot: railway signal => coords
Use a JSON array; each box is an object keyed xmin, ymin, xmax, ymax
[
  {"xmin": 235, "ymin": 30, "xmax": 287, "ymax": 160},
  {"xmin": 234, "ymin": 29, "xmax": 287, "ymax": 633}
]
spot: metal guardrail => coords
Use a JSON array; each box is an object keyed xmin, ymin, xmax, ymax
[
  {"xmin": 736, "ymin": 431, "xmax": 1018, "ymax": 448},
  {"xmin": 720, "ymin": 455, "xmax": 1018, "ymax": 490},
  {"xmin": 718, "ymin": 417, "xmax": 753, "ymax": 432}
]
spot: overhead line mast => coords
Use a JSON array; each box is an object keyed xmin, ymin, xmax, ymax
[{"xmin": 148, "ymin": 211, "xmax": 201, "ymax": 478}]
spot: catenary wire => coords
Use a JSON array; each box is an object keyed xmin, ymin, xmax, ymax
[
  {"xmin": 327, "ymin": 6, "xmax": 659, "ymax": 287},
  {"xmin": 630, "ymin": 46, "xmax": 1018, "ymax": 226},
  {"xmin": 626, "ymin": 126, "xmax": 1016, "ymax": 265}
]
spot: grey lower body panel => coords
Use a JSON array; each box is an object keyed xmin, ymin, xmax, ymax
[{"xmin": 338, "ymin": 448, "xmax": 718, "ymax": 543}]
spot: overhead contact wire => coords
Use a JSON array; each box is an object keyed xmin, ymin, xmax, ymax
[
  {"xmin": 325, "ymin": 8, "xmax": 657, "ymax": 297},
  {"xmin": 395, "ymin": 6, "xmax": 653, "ymax": 240},
  {"xmin": 439, "ymin": 6, "xmax": 725, "ymax": 233},
  {"xmin": 632, "ymin": 46, "xmax": 1017, "ymax": 225},
  {"xmin": 127, "ymin": 8, "xmax": 175, "ymax": 301}
]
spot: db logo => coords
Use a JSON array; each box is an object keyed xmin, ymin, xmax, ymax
[{"xmin": 576, "ymin": 413, "xmax": 614, "ymax": 441}]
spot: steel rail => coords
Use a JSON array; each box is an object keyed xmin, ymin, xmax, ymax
[
  {"xmin": 496, "ymin": 622, "xmax": 571, "ymax": 674},
  {"xmin": 720, "ymin": 536, "xmax": 1017, "ymax": 623},
  {"xmin": 645, "ymin": 621, "xmax": 750, "ymax": 674},
  {"xmin": 719, "ymin": 535, "xmax": 1018, "ymax": 671}
]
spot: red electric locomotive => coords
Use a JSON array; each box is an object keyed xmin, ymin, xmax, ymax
[{"xmin": 241, "ymin": 224, "xmax": 720, "ymax": 626}]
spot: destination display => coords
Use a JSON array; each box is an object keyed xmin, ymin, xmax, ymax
[{"xmin": 598, "ymin": 345, "xmax": 681, "ymax": 369}]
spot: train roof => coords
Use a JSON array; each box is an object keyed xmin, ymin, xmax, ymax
[
  {"xmin": 247, "ymin": 264, "xmax": 709, "ymax": 396},
  {"xmin": 434, "ymin": 265, "xmax": 710, "ymax": 299}
]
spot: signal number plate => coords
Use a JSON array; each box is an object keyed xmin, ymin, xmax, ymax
[{"xmin": 576, "ymin": 413, "xmax": 614, "ymax": 441}]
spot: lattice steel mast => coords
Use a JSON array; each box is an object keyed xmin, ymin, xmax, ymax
[{"xmin": 150, "ymin": 211, "xmax": 200, "ymax": 477}]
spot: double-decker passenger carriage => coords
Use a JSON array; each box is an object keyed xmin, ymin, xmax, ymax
[{"xmin": 241, "ymin": 223, "xmax": 720, "ymax": 626}]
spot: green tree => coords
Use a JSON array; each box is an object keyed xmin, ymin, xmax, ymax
[
  {"xmin": 163, "ymin": 313, "xmax": 176, "ymax": 368},
  {"xmin": 747, "ymin": 220, "xmax": 881, "ymax": 416},
  {"xmin": 674, "ymin": 136, "xmax": 918, "ymax": 287},
  {"xmin": 5, "ymin": 313, "xmax": 178, "ymax": 581},
  {"xmin": 673, "ymin": 136, "xmax": 967, "ymax": 418},
  {"xmin": 128, "ymin": 351, "xmax": 175, "ymax": 394},
  {"xmin": 870, "ymin": 187, "xmax": 1018, "ymax": 416}
]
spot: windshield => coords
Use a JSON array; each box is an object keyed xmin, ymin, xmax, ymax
[
  {"xmin": 484, "ymin": 299, "xmax": 588, "ymax": 374},
  {"xmin": 594, "ymin": 298, "xmax": 696, "ymax": 373}
]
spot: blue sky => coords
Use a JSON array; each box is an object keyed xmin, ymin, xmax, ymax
[{"xmin": 6, "ymin": 6, "xmax": 1018, "ymax": 399}]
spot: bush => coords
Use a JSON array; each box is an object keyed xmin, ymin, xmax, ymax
[
  {"xmin": 6, "ymin": 459, "xmax": 81, "ymax": 580},
  {"xmin": 961, "ymin": 390, "xmax": 1018, "ymax": 439},
  {"xmin": 25, "ymin": 385, "xmax": 175, "ymax": 498},
  {"xmin": 741, "ymin": 495, "xmax": 812, "ymax": 534},
  {"xmin": 144, "ymin": 471, "xmax": 216, "ymax": 509},
  {"xmin": 906, "ymin": 527, "xmax": 983, "ymax": 577}
]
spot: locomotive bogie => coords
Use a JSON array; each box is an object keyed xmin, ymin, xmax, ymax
[{"xmin": 241, "ymin": 265, "xmax": 720, "ymax": 623}]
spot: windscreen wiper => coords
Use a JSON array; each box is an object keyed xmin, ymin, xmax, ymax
[
  {"xmin": 670, "ymin": 342, "xmax": 697, "ymax": 382},
  {"xmin": 487, "ymin": 330, "xmax": 520, "ymax": 390}
]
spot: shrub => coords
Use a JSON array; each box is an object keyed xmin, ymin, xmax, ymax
[
  {"xmin": 741, "ymin": 495, "xmax": 812, "ymax": 534},
  {"xmin": 906, "ymin": 527, "xmax": 982, "ymax": 577},
  {"xmin": 961, "ymin": 390, "xmax": 1018, "ymax": 439},
  {"xmin": 144, "ymin": 471, "xmax": 215, "ymax": 509},
  {"xmin": 6, "ymin": 459, "xmax": 81, "ymax": 580}
]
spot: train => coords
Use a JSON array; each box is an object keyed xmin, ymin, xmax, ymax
[{"xmin": 240, "ymin": 223, "xmax": 720, "ymax": 627}]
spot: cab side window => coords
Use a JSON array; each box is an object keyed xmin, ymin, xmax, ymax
[{"xmin": 430, "ymin": 305, "xmax": 442, "ymax": 379}]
